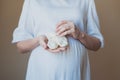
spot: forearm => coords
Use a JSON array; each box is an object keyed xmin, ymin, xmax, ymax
[
  {"xmin": 16, "ymin": 37, "xmax": 40, "ymax": 53},
  {"xmin": 78, "ymin": 32, "xmax": 101, "ymax": 51}
]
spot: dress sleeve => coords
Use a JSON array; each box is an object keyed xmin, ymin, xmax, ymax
[
  {"xmin": 12, "ymin": 0, "xmax": 34, "ymax": 43},
  {"xmin": 87, "ymin": 0, "xmax": 104, "ymax": 48}
]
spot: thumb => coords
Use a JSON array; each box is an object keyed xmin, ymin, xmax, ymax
[
  {"xmin": 41, "ymin": 40, "xmax": 47, "ymax": 49},
  {"xmin": 43, "ymin": 42, "xmax": 47, "ymax": 49}
]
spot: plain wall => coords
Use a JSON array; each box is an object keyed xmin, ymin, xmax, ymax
[{"xmin": 0, "ymin": 0, "xmax": 120, "ymax": 80}]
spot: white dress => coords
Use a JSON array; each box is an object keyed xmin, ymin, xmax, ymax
[{"xmin": 12, "ymin": 0, "xmax": 104, "ymax": 80}]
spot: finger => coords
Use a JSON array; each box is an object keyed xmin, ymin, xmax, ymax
[
  {"xmin": 40, "ymin": 40, "xmax": 47, "ymax": 49},
  {"xmin": 59, "ymin": 29, "xmax": 73, "ymax": 36},
  {"xmin": 56, "ymin": 26, "xmax": 68, "ymax": 35},
  {"xmin": 56, "ymin": 20, "xmax": 68, "ymax": 29},
  {"xmin": 46, "ymin": 47, "xmax": 67, "ymax": 53},
  {"xmin": 56, "ymin": 23, "xmax": 69, "ymax": 31},
  {"xmin": 47, "ymin": 48, "xmax": 61, "ymax": 53},
  {"xmin": 59, "ymin": 47, "xmax": 67, "ymax": 51},
  {"xmin": 56, "ymin": 24, "xmax": 70, "ymax": 35},
  {"xmin": 43, "ymin": 43, "xmax": 47, "ymax": 49},
  {"xmin": 42, "ymin": 42, "xmax": 47, "ymax": 49}
]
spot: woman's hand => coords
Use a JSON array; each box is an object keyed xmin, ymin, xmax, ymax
[
  {"xmin": 56, "ymin": 20, "xmax": 81, "ymax": 39},
  {"xmin": 55, "ymin": 20, "xmax": 102, "ymax": 51},
  {"xmin": 38, "ymin": 35, "xmax": 68, "ymax": 53},
  {"xmin": 38, "ymin": 35, "xmax": 48, "ymax": 49}
]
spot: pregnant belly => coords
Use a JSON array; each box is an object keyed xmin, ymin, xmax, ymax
[
  {"xmin": 30, "ymin": 37, "xmax": 85, "ymax": 62},
  {"xmin": 28, "ymin": 37, "xmax": 86, "ymax": 73}
]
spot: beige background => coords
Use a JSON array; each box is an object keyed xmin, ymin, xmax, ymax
[{"xmin": 0, "ymin": 0, "xmax": 120, "ymax": 80}]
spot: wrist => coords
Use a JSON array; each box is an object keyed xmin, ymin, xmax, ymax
[
  {"xmin": 37, "ymin": 35, "xmax": 47, "ymax": 46},
  {"xmin": 33, "ymin": 37, "xmax": 40, "ymax": 46},
  {"xmin": 77, "ymin": 32, "xmax": 85, "ymax": 40}
]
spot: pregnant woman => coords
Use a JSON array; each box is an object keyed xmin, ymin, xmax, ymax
[{"xmin": 12, "ymin": 0, "xmax": 104, "ymax": 80}]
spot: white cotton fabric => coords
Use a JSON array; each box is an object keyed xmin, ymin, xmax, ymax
[{"xmin": 12, "ymin": 0, "xmax": 104, "ymax": 80}]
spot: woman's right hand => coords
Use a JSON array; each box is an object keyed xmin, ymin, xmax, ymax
[
  {"xmin": 38, "ymin": 35, "xmax": 68, "ymax": 53},
  {"xmin": 38, "ymin": 35, "xmax": 48, "ymax": 49}
]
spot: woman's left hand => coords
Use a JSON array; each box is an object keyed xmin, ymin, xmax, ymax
[{"xmin": 56, "ymin": 20, "xmax": 81, "ymax": 39}]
